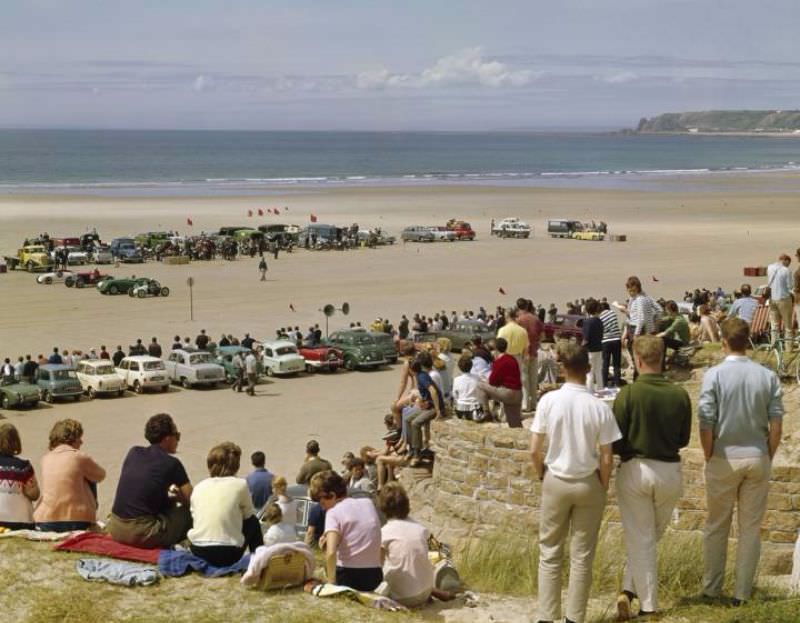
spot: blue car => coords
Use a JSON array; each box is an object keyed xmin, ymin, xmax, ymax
[{"xmin": 37, "ymin": 364, "xmax": 83, "ymax": 403}]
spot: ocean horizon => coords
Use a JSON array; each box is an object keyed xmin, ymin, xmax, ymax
[{"xmin": 1, "ymin": 129, "xmax": 800, "ymax": 197}]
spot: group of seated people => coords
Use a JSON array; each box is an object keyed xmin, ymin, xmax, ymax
[{"xmin": 0, "ymin": 414, "xmax": 444, "ymax": 606}]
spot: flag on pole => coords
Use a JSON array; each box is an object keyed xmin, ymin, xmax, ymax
[
  {"xmin": 498, "ymin": 287, "xmax": 506, "ymax": 295},
  {"xmin": 289, "ymin": 303, "xmax": 295, "ymax": 312},
  {"xmin": 187, "ymin": 218, "xmax": 193, "ymax": 227},
  {"xmin": 310, "ymin": 214, "xmax": 318, "ymax": 223}
]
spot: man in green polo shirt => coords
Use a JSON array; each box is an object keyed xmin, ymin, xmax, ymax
[{"xmin": 612, "ymin": 335, "xmax": 692, "ymax": 620}]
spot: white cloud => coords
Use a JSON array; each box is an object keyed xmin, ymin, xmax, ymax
[
  {"xmin": 357, "ymin": 47, "xmax": 533, "ymax": 90},
  {"xmin": 599, "ymin": 71, "xmax": 638, "ymax": 84},
  {"xmin": 192, "ymin": 74, "xmax": 214, "ymax": 92}
]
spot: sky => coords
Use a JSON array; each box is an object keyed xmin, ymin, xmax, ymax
[{"xmin": 1, "ymin": 0, "xmax": 799, "ymax": 131}]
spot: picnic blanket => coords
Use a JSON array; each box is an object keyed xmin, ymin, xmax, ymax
[
  {"xmin": 55, "ymin": 532, "xmax": 160, "ymax": 564},
  {"xmin": 303, "ymin": 579, "xmax": 408, "ymax": 612},
  {"xmin": 77, "ymin": 558, "xmax": 160, "ymax": 587},
  {"xmin": 0, "ymin": 529, "xmax": 80, "ymax": 542},
  {"xmin": 158, "ymin": 549, "xmax": 250, "ymax": 578},
  {"xmin": 241, "ymin": 541, "xmax": 315, "ymax": 587}
]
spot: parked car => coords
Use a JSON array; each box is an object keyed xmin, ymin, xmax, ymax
[
  {"xmin": 75, "ymin": 360, "xmax": 125, "ymax": 399},
  {"xmin": 299, "ymin": 345, "xmax": 344, "ymax": 373},
  {"xmin": 110, "ymin": 238, "xmax": 144, "ymax": 263},
  {"xmin": 98, "ymin": 276, "xmax": 150, "ymax": 295},
  {"xmin": 547, "ymin": 219, "xmax": 583, "ymax": 238},
  {"xmin": 571, "ymin": 230, "xmax": 605, "ymax": 241},
  {"xmin": 437, "ymin": 319, "xmax": 496, "ymax": 351},
  {"xmin": 91, "ymin": 245, "xmax": 114, "ymax": 264},
  {"xmin": 164, "ymin": 349, "xmax": 225, "ymax": 388},
  {"xmin": 543, "ymin": 314, "xmax": 585, "ymax": 342},
  {"xmin": 0, "ymin": 378, "xmax": 40, "ymax": 409},
  {"xmin": 427, "ymin": 226, "xmax": 458, "ymax": 242},
  {"xmin": 36, "ymin": 364, "xmax": 83, "ymax": 403},
  {"xmin": 51, "ymin": 246, "xmax": 89, "ymax": 265},
  {"xmin": 445, "ymin": 220, "xmax": 476, "ymax": 241},
  {"xmin": 215, "ymin": 346, "xmax": 263, "ymax": 383},
  {"xmin": 259, "ymin": 340, "xmax": 307, "ymax": 377},
  {"xmin": 134, "ymin": 231, "xmax": 171, "ymax": 249},
  {"xmin": 401, "ymin": 226, "xmax": 436, "ymax": 242},
  {"xmin": 36, "ymin": 269, "xmax": 75, "ymax": 285},
  {"xmin": 368, "ymin": 332, "xmax": 399, "ymax": 364},
  {"xmin": 324, "ymin": 331, "xmax": 389, "ymax": 370},
  {"xmin": 116, "ymin": 356, "xmax": 170, "ymax": 393},
  {"xmin": 14, "ymin": 245, "xmax": 54, "ymax": 272},
  {"xmin": 491, "ymin": 217, "xmax": 531, "ymax": 238},
  {"xmin": 129, "ymin": 278, "xmax": 170, "ymax": 298},
  {"xmin": 65, "ymin": 270, "xmax": 112, "ymax": 289}
]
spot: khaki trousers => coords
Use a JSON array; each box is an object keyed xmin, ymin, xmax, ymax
[
  {"xmin": 478, "ymin": 381, "xmax": 522, "ymax": 428},
  {"xmin": 588, "ymin": 351, "xmax": 603, "ymax": 390},
  {"xmin": 538, "ymin": 471, "xmax": 606, "ymax": 623},
  {"xmin": 520, "ymin": 355, "xmax": 539, "ymax": 412},
  {"xmin": 703, "ymin": 454, "xmax": 771, "ymax": 601},
  {"xmin": 616, "ymin": 458, "xmax": 683, "ymax": 612},
  {"xmin": 769, "ymin": 296, "xmax": 793, "ymax": 344}
]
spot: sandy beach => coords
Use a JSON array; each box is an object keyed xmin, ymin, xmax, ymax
[{"xmin": 0, "ymin": 178, "xmax": 798, "ymax": 516}]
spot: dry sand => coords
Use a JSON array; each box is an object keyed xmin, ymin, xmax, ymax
[{"xmin": 0, "ymin": 179, "xmax": 797, "ymax": 517}]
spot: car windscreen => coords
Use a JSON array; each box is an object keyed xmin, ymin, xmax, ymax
[
  {"xmin": 53, "ymin": 370, "xmax": 77, "ymax": 380},
  {"xmin": 144, "ymin": 361, "xmax": 165, "ymax": 371},
  {"xmin": 275, "ymin": 346, "xmax": 298, "ymax": 356},
  {"xmin": 190, "ymin": 353, "xmax": 214, "ymax": 364},
  {"xmin": 353, "ymin": 335, "xmax": 374, "ymax": 345},
  {"xmin": 373, "ymin": 335, "xmax": 392, "ymax": 344},
  {"xmin": 95, "ymin": 365, "xmax": 115, "ymax": 375}
]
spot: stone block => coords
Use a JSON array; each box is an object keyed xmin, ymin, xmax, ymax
[
  {"xmin": 767, "ymin": 493, "xmax": 793, "ymax": 512},
  {"xmin": 676, "ymin": 497, "xmax": 705, "ymax": 511},
  {"xmin": 768, "ymin": 531, "xmax": 797, "ymax": 544},
  {"xmin": 491, "ymin": 434, "xmax": 517, "ymax": 449},
  {"xmin": 763, "ymin": 511, "xmax": 800, "ymax": 533},
  {"xmin": 759, "ymin": 544, "xmax": 794, "ymax": 575}
]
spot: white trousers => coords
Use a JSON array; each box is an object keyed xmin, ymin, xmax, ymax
[
  {"xmin": 588, "ymin": 350, "xmax": 603, "ymax": 390},
  {"xmin": 616, "ymin": 458, "xmax": 683, "ymax": 612}
]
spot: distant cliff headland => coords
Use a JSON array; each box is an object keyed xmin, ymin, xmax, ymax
[{"xmin": 630, "ymin": 110, "xmax": 800, "ymax": 135}]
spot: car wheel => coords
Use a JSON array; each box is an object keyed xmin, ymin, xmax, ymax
[
  {"xmin": 76, "ymin": 278, "xmax": 85, "ymax": 289},
  {"xmin": 306, "ymin": 364, "xmax": 314, "ymax": 374},
  {"xmin": 73, "ymin": 394, "xmax": 81, "ymax": 402},
  {"xmin": 161, "ymin": 384, "xmax": 168, "ymax": 392},
  {"xmin": 137, "ymin": 289, "xmax": 146, "ymax": 298},
  {"xmin": 44, "ymin": 391, "xmax": 53, "ymax": 403},
  {"xmin": 88, "ymin": 387, "xmax": 96, "ymax": 400},
  {"xmin": 344, "ymin": 357, "xmax": 356, "ymax": 371},
  {"xmin": 160, "ymin": 287, "xmax": 170, "ymax": 297},
  {"xmin": 265, "ymin": 367, "xmax": 274, "ymax": 377},
  {"xmin": 109, "ymin": 284, "xmax": 119, "ymax": 295},
  {"xmin": 133, "ymin": 380, "xmax": 142, "ymax": 393},
  {"xmin": 181, "ymin": 377, "xmax": 191, "ymax": 389},
  {"xmin": 117, "ymin": 389, "xmax": 125, "ymax": 397},
  {"xmin": 26, "ymin": 261, "xmax": 35, "ymax": 272},
  {"xmin": 65, "ymin": 277, "xmax": 75, "ymax": 287},
  {"xmin": 44, "ymin": 276, "xmax": 53, "ymax": 284},
  {"xmin": 1, "ymin": 395, "xmax": 10, "ymax": 409}
]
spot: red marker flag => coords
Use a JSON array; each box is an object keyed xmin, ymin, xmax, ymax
[
  {"xmin": 187, "ymin": 218, "xmax": 193, "ymax": 227},
  {"xmin": 248, "ymin": 209, "xmax": 253, "ymax": 217},
  {"xmin": 274, "ymin": 208, "xmax": 280, "ymax": 215},
  {"xmin": 498, "ymin": 287, "xmax": 506, "ymax": 295},
  {"xmin": 258, "ymin": 208, "xmax": 264, "ymax": 216},
  {"xmin": 310, "ymin": 214, "xmax": 318, "ymax": 223}
]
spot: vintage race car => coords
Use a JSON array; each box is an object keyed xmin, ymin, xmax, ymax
[
  {"xmin": 97, "ymin": 276, "xmax": 150, "ymax": 295},
  {"xmin": 129, "ymin": 278, "xmax": 170, "ymax": 298},
  {"xmin": 36, "ymin": 269, "xmax": 75, "ymax": 285},
  {"xmin": 259, "ymin": 340, "xmax": 306, "ymax": 377},
  {"xmin": 164, "ymin": 349, "xmax": 225, "ymax": 388},
  {"xmin": 65, "ymin": 270, "xmax": 112, "ymax": 288},
  {"xmin": 299, "ymin": 345, "xmax": 344, "ymax": 373}
]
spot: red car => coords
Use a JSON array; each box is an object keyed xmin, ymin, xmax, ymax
[
  {"xmin": 299, "ymin": 345, "xmax": 344, "ymax": 373},
  {"xmin": 445, "ymin": 220, "xmax": 476, "ymax": 241},
  {"xmin": 543, "ymin": 314, "xmax": 585, "ymax": 342},
  {"xmin": 64, "ymin": 270, "xmax": 112, "ymax": 289}
]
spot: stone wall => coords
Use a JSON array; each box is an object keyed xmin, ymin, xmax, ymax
[{"xmin": 403, "ymin": 419, "xmax": 799, "ymax": 573}]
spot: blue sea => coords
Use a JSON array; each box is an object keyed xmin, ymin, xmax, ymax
[{"xmin": 1, "ymin": 129, "xmax": 800, "ymax": 196}]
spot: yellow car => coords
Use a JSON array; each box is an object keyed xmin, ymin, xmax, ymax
[
  {"xmin": 571, "ymin": 231, "xmax": 605, "ymax": 241},
  {"xmin": 17, "ymin": 245, "xmax": 54, "ymax": 272}
]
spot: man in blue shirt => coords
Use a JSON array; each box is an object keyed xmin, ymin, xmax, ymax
[
  {"xmin": 766, "ymin": 254, "xmax": 794, "ymax": 346},
  {"xmin": 698, "ymin": 317, "xmax": 783, "ymax": 605},
  {"xmin": 727, "ymin": 284, "xmax": 759, "ymax": 325},
  {"xmin": 245, "ymin": 451, "xmax": 273, "ymax": 510}
]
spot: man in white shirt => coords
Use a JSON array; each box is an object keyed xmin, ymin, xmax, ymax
[
  {"xmin": 244, "ymin": 351, "xmax": 258, "ymax": 396},
  {"xmin": 530, "ymin": 343, "xmax": 621, "ymax": 623},
  {"xmin": 767, "ymin": 253, "xmax": 794, "ymax": 347},
  {"xmin": 452, "ymin": 355, "xmax": 485, "ymax": 420}
]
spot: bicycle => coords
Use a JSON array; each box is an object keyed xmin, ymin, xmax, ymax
[{"xmin": 751, "ymin": 336, "xmax": 800, "ymax": 382}]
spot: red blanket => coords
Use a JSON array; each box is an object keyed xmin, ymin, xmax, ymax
[{"xmin": 54, "ymin": 532, "xmax": 161, "ymax": 564}]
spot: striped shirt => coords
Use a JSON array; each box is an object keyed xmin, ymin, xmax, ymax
[
  {"xmin": 628, "ymin": 294, "xmax": 662, "ymax": 335},
  {"xmin": 599, "ymin": 309, "xmax": 622, "ymax": 342}
]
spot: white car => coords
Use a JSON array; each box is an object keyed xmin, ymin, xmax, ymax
[
  {"xmin": 129, "ymin": 279, "xmax": 170, "ymax": 298},
  {"xmin": 426, "ymin": 226, "xmax": 457, "ymax": 242},
  {"xmin": 92, "ymin": 247, "xmax": 114, "ymax": 264},
  {"xmin": 75, "ymin": 359, "xmax": 125, "ymax": 398},
  {"xmin": 116, "ymin": 355, "xmax": 170, "ymax": 393},
  {"xmin": 52, "ymin": 246, "xmax": 89, "ymax": 265},
  {"xmin": 164, "ymin": 349, "xmax": 225, "ymax": 388},
  {"xmin": 36, "ymin": 269, "xmax": 75, "ymax": 285},
  {"xmin": 259, "ymin": 340, "xmax": 307, "ymax": 377},
  {"xmin": 492, "ymin": 217, "xmax": 531, "ymax": 239}
]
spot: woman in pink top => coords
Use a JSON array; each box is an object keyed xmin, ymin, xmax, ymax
[
  {"xmin": 34, "ymin": 419, "xmax": 106, "ymax": 532},
  {"xmin": 310, "ymin": 470, "xmax": 382, "ymax": 591}
]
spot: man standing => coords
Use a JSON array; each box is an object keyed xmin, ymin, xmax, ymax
[
  {"xmin": 244, "ymin": 350, "xmax": 258, "ymax": 396},
  {"xmin": 599, "ymin": 302, "xmax": 623, "ymax": 388},
  {"xmin": 230, "ymin": 351, "xmax": 245, "ymax": 393},
  {"xmin": 296, "ymin": 440, "xmax": 333, "ymax": 485},
  {"xmin": 148, "ymin": 337, "xmax": 162, "ymax": 358},
  {"xmin": 613, "ymin": 336, "xmax": 692, "ymax": 620},
  {"xmin": 699, "ymin": 318, "xmax": 783, "ymax": 604},
  {"xmin": 766, "ymin": 253, "xmax": 793, "ymax": 347},
  {"xmin": 530, "ymin": 343, "xmax": 621, "ymax": 623},
  {"xmin": 21, "ymin": 354, "xmax": 38, "ymax": 384},
  {"xmin": 241, "ymin": 333, "xmax": 255, "ymax": 350},
  {"xmin": 245, "ymin": 451, "xmax": 274, "ymax": 510},
  {"xmin": 258, "ymin": 256, "xmax": 267, "ymax": 281},
  {"xmin": 582, "ymin": 299, "xmax": 604, "ymax": 390},
  {"xmin": 623, "ymin": 276, "xmax": 662, "ymax": 380},
  {"xmin": 48, "ymin": 347, "xmax": 63, "ymax": 365},
  {"xmin": 516, "ymin": 298, "xmax": 544, "ymax": 413},
  {"xmin": 727, "ymin": 284, "xmax": 759, "ymax": 325},
  {"xmin": 497, "ymin": 308, "xmax": 529, "ymax": 393},
  {"xmin": 195, "ymin": 330, "xmax": 209, "ymax": 351},
  {"xmin": 112, "ymin": 345, "xmax": 125, "ymax": 367}
]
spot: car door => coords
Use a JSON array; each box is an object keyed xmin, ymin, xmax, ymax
[
  {"xmin": 128, "ymin": 360, "xmax": 140, "ymax": 383},
  {"xmin": 164, "ymin": 352, "xmax": 178, "ymax": 379},
  {"xmin": 177, "ymin": 352, "xmax": 191, "ymax": 380},
  {"xmin": 262, "ymin": 347, "xmax": 275, "ymax": 371}
]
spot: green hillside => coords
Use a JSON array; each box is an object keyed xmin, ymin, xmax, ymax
[{"xmin": 636, "ymin": 110, "xmax": 800, "ymax": 133}]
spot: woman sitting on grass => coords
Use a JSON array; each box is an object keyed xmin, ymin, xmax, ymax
[
  {"xmin": 34, "ymin": 419, "xmax": 105, "ymax": 532},
  {"xmin": 261, "ymin": 502, "xmax": 297, "ymax": 547},
  {"xmin": 187, "ymin": 442, "xmax": 263, "ymax": 566},
  {"xmin": 311, "ymin": 470, "xmax": 382, "ymax": 591},
  {"xmin": 0, "ymin": 423, "xmax": 39, "ymax": 530}
]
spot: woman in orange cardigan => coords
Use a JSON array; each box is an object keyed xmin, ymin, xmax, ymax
[{"xmin": 34, "ymin": 419, "xmax": 106, "ymax": 532}]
